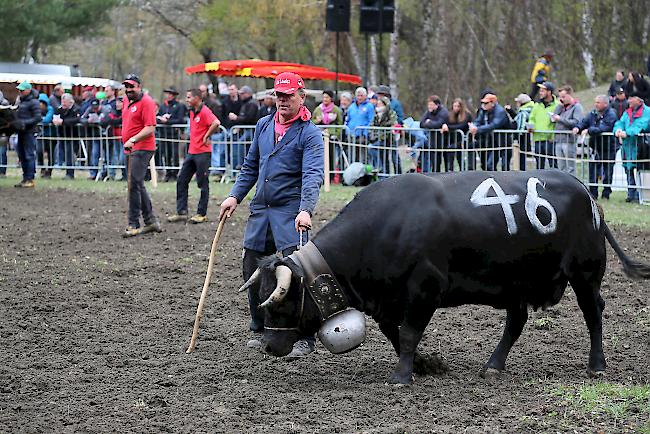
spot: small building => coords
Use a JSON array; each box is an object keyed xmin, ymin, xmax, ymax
[{"xmin": 0, "ymin": 62, "xmax": 119, "ymax": 103}]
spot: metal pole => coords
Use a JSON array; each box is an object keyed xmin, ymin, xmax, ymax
[
  {"xmin": 364, "ymin": 33, "xmax": 369, "ymax": 86},
  {"xmin": 378, "ymin": 0, "xmax": 383, "ymax": 84},
  {"xmin": 335, "ymin": 31, "xmax": 339, "ymax": 99}
]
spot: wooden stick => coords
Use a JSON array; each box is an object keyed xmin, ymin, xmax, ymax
[{"xmin": 186, "ymin": 215, "xmax": 228, "ymax": 353}]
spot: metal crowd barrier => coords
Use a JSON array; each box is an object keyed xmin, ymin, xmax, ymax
[{"xmin": 1, "ymin": 122, "xmax": 648, "ymax": 203}]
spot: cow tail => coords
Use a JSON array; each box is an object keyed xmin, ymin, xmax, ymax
[{"xmin": 604, "ymin": 222, "xmax": 650, "ymax": 279}]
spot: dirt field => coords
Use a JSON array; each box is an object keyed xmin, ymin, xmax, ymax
[{"xmin": 1, "ymin": 185, "xmax": 648, "ymax": 433}]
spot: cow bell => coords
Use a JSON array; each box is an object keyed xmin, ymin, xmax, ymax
[{"xmin": 317, "ymin": 309, "xmax": 366, "ymax": 354}]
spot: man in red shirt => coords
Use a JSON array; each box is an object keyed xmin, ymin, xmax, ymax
[
  {"xmin": 121, "ymin": 74, "xmax": 162, "ymax": 238},
  {"xmin": 168, "ymin": 89, "xmax": 221, "ymax": 223}
]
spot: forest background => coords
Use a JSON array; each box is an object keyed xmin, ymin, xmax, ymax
[{"xmin": 1, "ymin": 0, "xmax": 649, "ymax": 115}]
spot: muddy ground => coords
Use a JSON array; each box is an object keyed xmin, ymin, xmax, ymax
[{"xmin": 0, "ymin": 185, "xmax": 648, "ymax": 433}]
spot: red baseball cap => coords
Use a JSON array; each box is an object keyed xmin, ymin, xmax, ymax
[
  {"xmin": 82, "ymin": 85, "xmax": 94, "ymax": 92},
  {"xmin": 273, "ymin": 72, "xmax": 305, "ymax": 95}
]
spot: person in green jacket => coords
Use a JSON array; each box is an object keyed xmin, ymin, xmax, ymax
[
  {"xmin": 613, "ymin": 91, "xmax": 650, "ymax": 202},
  {"xmin": 527, "ymin": 82, "xmax": 559, "ymax": 169}
]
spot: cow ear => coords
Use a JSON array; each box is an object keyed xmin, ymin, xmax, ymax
[{"xmin": 282, "ymin": 257, "xmax": 304, "ymax": 278}]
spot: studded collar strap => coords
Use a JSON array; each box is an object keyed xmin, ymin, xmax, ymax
[{"xmin": 288, "ymin": 241, "xmax": 349, "ymax": 321}]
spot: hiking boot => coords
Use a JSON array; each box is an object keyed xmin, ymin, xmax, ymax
[
  {"xmin": 189, "ymin": 214, "xmax": 208, "ymax": 224},
  {"xmin": 284, "ymin": 339, "xmax": 315, "ymax": 359},
  {"xmin": 141, "ymin": 220, "xmax": 163, "ymax": 234},
  {"xmin": 167, "ymin": 213, "xmax": 188, "ymax": 223},
  {"xmin": 246, "ymin": 333, "xmax": 265, "ymax": 350},
  {"xmin": 15, "ymin": 180, "xmax": 35, "ymax": 188},
  {"xmin": 122, "ymin": 226, "xmax": 142, "ymax": 238}
]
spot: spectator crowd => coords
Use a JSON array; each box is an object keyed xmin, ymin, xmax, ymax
[{"xmin": 2, "ymin": 50, "xmax": 650, "ymax": 202}]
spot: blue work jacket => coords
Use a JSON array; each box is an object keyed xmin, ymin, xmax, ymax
[{"xmin": 229, "ymin": 114, "xmax": 324, "ymax": 252}]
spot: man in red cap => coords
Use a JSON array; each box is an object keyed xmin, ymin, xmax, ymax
[
  {"xmin": 220, "ymin": 72, "xmax": 324, "ymax": 358},
  {"xmin": 121, "ymin": 74, "xmax": 162, "ymax": 238}
]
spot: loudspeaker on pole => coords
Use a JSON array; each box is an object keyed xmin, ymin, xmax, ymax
[{"xmin": 326, "ymin": 0, "xmax": 350, "ymax": 33}]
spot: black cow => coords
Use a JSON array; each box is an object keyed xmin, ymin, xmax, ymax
[
  {"xmin": 0, "ymin": 105, "xmax": 18, "ymax": 136},
  {"xmin": 243, "ymin": 171, "xmax": 650, "ymax": 384}
]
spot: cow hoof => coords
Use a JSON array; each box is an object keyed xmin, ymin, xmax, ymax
[
  {"xmin": 413, "ymin": 353, "xmax": 449, "ymax": 376},
  {"xmin": 479, "ymin": 367, "xmax": 502, "ymax": 379},
  {"xmin": 386, "ymin": 373, "xmax": 414, "ymax": 386},
  {"xmin": 587, "ymin": 369, "xmax": 606, "ymax": 379}
]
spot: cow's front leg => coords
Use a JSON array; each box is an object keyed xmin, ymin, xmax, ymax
[
  {"xmin": 379, "ymin": 321, "xmax": 441, "ymax": 376},
  {"xmin": 387, "ymin": 323, "xmax": 424, "ymax": 385},
  {"xmin": 481, "ymin": 305, "xmax": 528, "ymax": 377}
]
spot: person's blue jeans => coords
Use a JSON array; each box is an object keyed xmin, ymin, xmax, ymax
[
  {"xmin": 0, "ymin": 143, "xmax": 7, "ymax": 175},
  {"xmin": 101, "ymin": 139, "xmax": 121, "ymax": 178},
  {"xmin": 625, "ymin": 167, "xmax": 639, "ymax": 201},
  {"xmin": 210, "ymin": 131, "xmax": 227, "ymax": 174},
  {"xmin": 368, "ymin": 140, "xmax": 384, "ymax": 173},
  {"xmin": 412, "ymin": 135, "xmax": 430, "ymax": 172},
  {"xmin": 588, "ymin": 149, "xmax": 615, "ymax": 199},
  {"xmin": 231, "ymin": 129, "xmax": 253, "ymax": 170},
  {"xmin": 89, "ymin": 138, "xmax": 102, "ymax": 178},
  {"xmin": 16, "ymin": 131, "xmax": 37, "ymax": 181},
  {"xmin": 534, "ymin": 140, "xmax": 555, "ymax": 169}
]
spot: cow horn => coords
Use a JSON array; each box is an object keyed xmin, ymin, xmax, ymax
[
  {"xmin": 238, "ymin": 268, "xmax": 261, "ymax": 293},
  {"xmin": 259, "ymin": 265, "xmax": 292, "ymax": 308}
]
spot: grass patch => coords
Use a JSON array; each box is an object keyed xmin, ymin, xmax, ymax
[{"xmin": 548, "ymin": 382, "xmax": 650, "ymax": 430}]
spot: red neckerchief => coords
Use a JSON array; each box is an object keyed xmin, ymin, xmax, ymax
[
  {"xmin": 625, "ymin": 104, "xmax": 644, "ymax": 125},
  {"xmin": 274, "ymin": 105, "xmax": 311, "ymax": 142}
]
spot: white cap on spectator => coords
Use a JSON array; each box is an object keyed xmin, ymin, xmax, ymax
[{"xmin": 515, "ymin": 93, "xmax": 531, "ymax": 104}]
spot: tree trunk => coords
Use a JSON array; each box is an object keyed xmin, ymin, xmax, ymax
[
  {"xmin": 580, "ymin": 1, "xmax": 596, "ymax": 87},
  {"xmin": 438, "ymin": 1, "xmax": 451, "ymax": 102},
  {"xmin": 369, "ymin": 35, "xmax": 378, "ymax": 88},
  {"xmin": 388, "ymin": 0, "xmax": 400, "ymax": 100},
  {"xmin": 346, "ymin": 33, "xmax": 364, "ymax": 76}
]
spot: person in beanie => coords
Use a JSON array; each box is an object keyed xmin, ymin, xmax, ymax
[
  {"xmin": 167, "ymin": 89, "xmax": 221, "ymax": 224},
  {"xmin": 529, "ymin": 49, "xmax": 554, "ymax": 100},
  {"xmin": 14, "ymin": 81, "xmax": 42, "ymax": 188},
  {"xmin": 121, "ymin": 74, "xmax": 162, "ymax": 237},
  {"xmin": 220, "ymin": 72, "xmax": 324, "ymax": 358}
]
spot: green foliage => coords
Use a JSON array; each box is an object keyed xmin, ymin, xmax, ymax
[{"xmin": 0, "ymin": 0, "xmax": 120, "ymax": 61}]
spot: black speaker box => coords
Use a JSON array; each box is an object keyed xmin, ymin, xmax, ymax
[
  {"xmin": 359, "ymin": 0, "xmax": 394, "ymax": 33},
  {"xmin": 326, "ymin": 0, "xmax": 351, "ymax": 32}
]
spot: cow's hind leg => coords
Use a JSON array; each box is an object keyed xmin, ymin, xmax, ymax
[
  {"xmin": 572, "ymin": 278, "xmax": 606, "ymax": 377},
  {"xmin": 480, "ymin": 305, "xmax": 528, "ymax": 378}
]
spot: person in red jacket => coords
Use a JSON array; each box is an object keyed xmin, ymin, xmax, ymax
[
  {"xmin": 121, "ymin": 74, "xmax": 162, "ymax": 238},
  {"xmin": 167, "ymin": 89, "xmax": 221, "ymax": 223}
]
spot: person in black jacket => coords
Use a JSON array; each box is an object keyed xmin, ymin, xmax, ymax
[
  {"xmin": 257, "ymin": 94, "xmax": 276, "ymax": 119},
  {"xmin": 419, "ymin": 95, "xmax": 449, "ymax": 172},
  {"xmin": 52, "ymin": 93, "xmax": 81, "ymax": 179},
  {"xmin": 228, "ymin": 85, "xmax": 258, "ymax": 170},
  {"xmin": 157, "ymin": 87, "xmax": 187, "ymax": 181},
  {"xmin": 573, "ymin": 95, "xmax": 618, "ymax": 200},
  {"xmin": 625, "ymin": 72, "xmax": 650, "ymax": 106},
  {"xmin": 102, "ymin": 96, "xmax": 125, "ymax": 180},
  {"xmin": 14, "ymin": 82, "xmax": 42, "ymax": 187},
  {"xmin": 608, "ymin": 70, "xmax": 628, "ymax": 101},
  {"xmin": 441, "ymin": 98, "xmax": 473, "ymax": 171}
]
